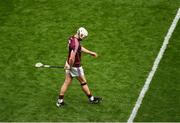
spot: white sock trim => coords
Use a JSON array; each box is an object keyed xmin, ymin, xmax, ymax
[
  {"xmin": 58, "ymin": 99, "xmax": 64, "ymax": 103},
  {"xmin": 90, "ymin": 96, "xmax": 94, "ymax": 101}
]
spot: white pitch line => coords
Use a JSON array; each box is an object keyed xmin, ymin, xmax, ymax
[{"xmin": 127, "ymin": 8, "xmax": 180, "ymax": 123}]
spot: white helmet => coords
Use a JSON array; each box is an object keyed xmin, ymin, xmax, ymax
[{"xmin": 77, "ymin": 27, "xmax": 88, "ymax": 37}]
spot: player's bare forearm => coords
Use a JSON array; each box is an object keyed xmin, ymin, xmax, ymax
[
  {"xmin": 81, "ymin": 46, "xmax": 98, "ymax": 57},
  {"xmin": 68, "ymin": 58, "xmax": 74, "ymax": 66},
  {"xmin": 68, "ymin": 50, "xmax": 76, "ymax": 67}
]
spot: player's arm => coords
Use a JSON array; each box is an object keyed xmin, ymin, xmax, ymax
[
  {"xmin": 64, "ymin": 50, "xmax": 75, "ymax": 70},
  {"xmin": 68, "ymin": 39, "xmax": 79, "ymax": 67},
  {"xmin": 81, "ymin": 46, "xmax": 98, "ymax": 57},
  {"xmin": 68, "ymin": 50, "xmax": 76, "ymax": 67}
]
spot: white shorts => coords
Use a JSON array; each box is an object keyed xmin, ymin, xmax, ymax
[{"xmin": 66, "ymin": 66, "xmax": 84, "ymax": 77}]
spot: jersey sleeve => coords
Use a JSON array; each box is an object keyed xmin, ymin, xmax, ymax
[{"xmin": 71, "ymin": 38, "xmax": 79, "ymax": 53}]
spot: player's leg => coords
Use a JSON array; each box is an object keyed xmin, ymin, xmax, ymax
[
  {"xmin": 56, "ymin": 73, "xmax": 72, "ymax": 107},
  {"xmin": 76, "ymin": 75, "xmax": 102, "ymax": 104},
  {"xmin": 76, "ymin": 75, "xmax": 91, "ymax": 97}
]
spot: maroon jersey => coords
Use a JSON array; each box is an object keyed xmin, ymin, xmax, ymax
[{"xmin": 67, "ymin": 36, "xmax": 81, "ymax": 67}]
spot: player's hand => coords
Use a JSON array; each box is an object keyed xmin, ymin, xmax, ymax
[
  {"xmin": 90, "ymin": 52, "xmax": 98, "ymax": 58},
  {"xmin": 64, "ymin": 61, "xmax": 70, "ymax": 70}
]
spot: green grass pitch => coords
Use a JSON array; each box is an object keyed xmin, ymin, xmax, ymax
[
  {"xmin": 0, "ymin": 0, "xmax": 179, "ymax": 121},
  {"xmin": 135, "ymin": 21, "xmax": 180, "ymax": 122}
]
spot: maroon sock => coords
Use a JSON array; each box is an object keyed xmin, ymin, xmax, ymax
[
  {"xmin": 59, "ymin": 95, "xmax": 64, "ymax": 99},
  {"xmin": 87, "ymin": 93, "xmax": 92, "ymax": 98}
]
